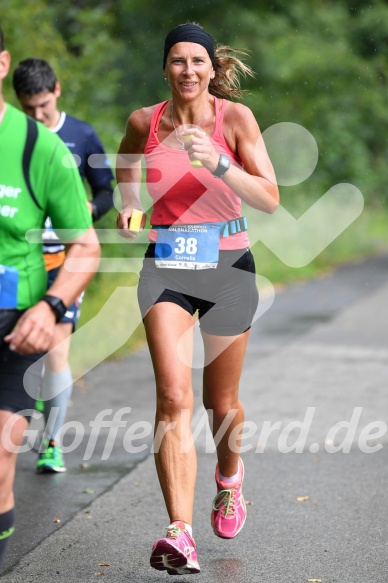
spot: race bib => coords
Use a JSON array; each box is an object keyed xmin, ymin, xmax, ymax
[
  {"xmin": 155, "ymin": 224, "xmax": 222, "ymax": 269},
  {"xmin": 0, "ymin": 265, "xmax": 19, "ymax": 309}
]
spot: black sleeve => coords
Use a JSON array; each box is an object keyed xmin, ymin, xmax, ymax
[{"xmin": 90, "ymin": 182, "xmax": 114, "ymax": 221}]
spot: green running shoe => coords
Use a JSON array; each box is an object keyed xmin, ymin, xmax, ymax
[{"xmin": 36, "ymin": 440, "xmax": 67, "ymax": 473}]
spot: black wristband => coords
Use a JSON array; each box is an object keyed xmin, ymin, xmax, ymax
[
  {"xmin": 90, "ymin": 183, "xmax": 114, "ymax": 222},
  {"xmin": 41, "ymin": 295, "xmax": 68, "ymax": 323},
  {"xmin": 90, "ymin": 201, "xmax": 98, "ymax": 221}
]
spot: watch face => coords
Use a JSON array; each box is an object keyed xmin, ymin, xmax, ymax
[
  {"xmin": 212, "ymin": 154, "xmax": 231, "ymax": 177},
  {"xmin": 220, "ymin": 154, "xmax": 229, "ymax": 168},
  {"xmin": 217, "ymin": 154, "xmax": 230, "ymax": 176}
]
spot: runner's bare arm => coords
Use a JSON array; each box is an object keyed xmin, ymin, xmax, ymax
[
  {"xmin": 182, "ymin": 103, "xmax": 279, "ymax": 213},
  {"xmin": 223, "ymin": 103, "xmax": 279, "ymax": 212},
  {"xmin": 116, "ymin": 108, "xmax": 150, "ymax": 236},
  {"xmin": 5, "ymin": 226, "xmax": 100, "ymax": 354}
]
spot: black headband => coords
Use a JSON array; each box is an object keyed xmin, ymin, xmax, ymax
[{"xmin": 163, "ymin": 24, "xmax": 216, "ymax": 69}]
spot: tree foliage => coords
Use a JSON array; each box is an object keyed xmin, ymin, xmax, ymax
[{"xmin": 1, "ymin": 0, "xmax": 387, "ymax": 206}]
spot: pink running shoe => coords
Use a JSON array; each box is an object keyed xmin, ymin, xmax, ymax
[
  {"xmin": 150, "ymin": 521, "xmax": 200, "ymax": 575},
  {"xmin": 211, "ymin": 458, "xmax": 247, "ymax": 539}
]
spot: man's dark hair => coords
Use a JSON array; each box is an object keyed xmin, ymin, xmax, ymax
[
  {"xmin": 12, "ymin": 58, "xmax": 57, "ymax": 96},
  {"xmin": 0, "ymin": 28, "xmax": 4, "ymax": 52}
]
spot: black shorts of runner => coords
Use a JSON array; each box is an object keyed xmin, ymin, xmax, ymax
[
  {"xmin": 138, "ymin": 245, "xmax": 259, "ymax": 336},
  {"xmin": 48, "ymin": 266, "xmax": 84, "ymax": 330},
  {"xmin": 0, "ymin": 310, "xmax": 45, "ymax": 419}
]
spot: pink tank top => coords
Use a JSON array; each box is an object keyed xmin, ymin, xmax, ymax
[{"xmin": 144, "ymin": 98, "xmax": 250, "ymax": 250}]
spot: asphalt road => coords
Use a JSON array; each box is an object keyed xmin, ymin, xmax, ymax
[{"xmin": 1, "ymin": 252, "xmax": 388, "ymax": 582}]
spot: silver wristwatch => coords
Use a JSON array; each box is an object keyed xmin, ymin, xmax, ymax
[{"xmin": 211, "ymin": 154, "xmax": 231, "ymax": 178}]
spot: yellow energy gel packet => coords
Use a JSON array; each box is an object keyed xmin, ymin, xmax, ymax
[
  {"xmin": 129, "ymin": 209, "xmax": 144, "ymax": 232},
  {"xmin": 183, "ymin": 134, "xmax": 203, "ymax": 168}
]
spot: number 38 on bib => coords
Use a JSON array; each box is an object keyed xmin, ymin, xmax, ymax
[{"xmin": 154, "ymin": 224, "xmax": 222, "ymax": 270}]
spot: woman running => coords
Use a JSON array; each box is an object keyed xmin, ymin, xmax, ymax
[{"xmin": 116, "ymin": 21, "xmax": 279, "ymax": 575}]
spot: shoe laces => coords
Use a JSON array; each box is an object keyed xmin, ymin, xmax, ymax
[
  {"xmin": 40, "ymin": 442, "xmax": 62, "ymax": 458},
  {"xmin": 213, "ymin": 487, "xmax": 237, "ymax": 516},
  {"xmin": 40, "ymin": 448, "xmax": 55, "ymax": 461},
  {"xmin": 166, "ymin": 524, "xmax": 183, "ymax": 540}
]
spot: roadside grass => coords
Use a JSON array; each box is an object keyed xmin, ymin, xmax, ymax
[
  {"xmin": 250, "ymin": 204, "xmax": 388, "ymax": 284},
  {"xmin": 72, "ymin": 205, "xmax": 387, "ymax": 374}
]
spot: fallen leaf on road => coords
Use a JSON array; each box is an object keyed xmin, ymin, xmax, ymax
[
  {"xmin": 246, "ymin": 500, "xmax": 254, "ymax": 505},
  {"xmin": 98, "ymin": 563, "xmax": 111, "ymax": 567},
  {"xmin": 53, "ymin": 517, "xmax": 61, "ymax": 523},
  {"xmin": 133, "ymin": 482, "xmax": 141, "ymax": 487},
  {"xmin": 83, "ymin": 488, "xmax": 95, "ymax": 494},
  {"xmin": 307, "ymin": 579, "xmax": 321, "ymax": 582},
  {"xmin": 296, "ymin": 496, "xmax": 309, "ymax": 502}
]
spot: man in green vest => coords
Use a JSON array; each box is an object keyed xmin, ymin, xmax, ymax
[{"xmin": 0, "ymin": 28, "xmax": 100, "ymax": 568}]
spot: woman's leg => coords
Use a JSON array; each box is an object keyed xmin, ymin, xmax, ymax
[
  {"xmin": 202, "ymin": 330, "xmax": 250, "ymax": 539},
  {"xmin": 202, "ymin": 330, "xmax": 250, "ymax": 476},
  {"xmin": 144, "ymin": 301, "xmax": 196, "ymax": 525}
]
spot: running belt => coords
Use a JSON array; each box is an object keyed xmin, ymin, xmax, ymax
[{"xmin": 153, "ymin": 217, "xmax": 248, "ymax": 238}]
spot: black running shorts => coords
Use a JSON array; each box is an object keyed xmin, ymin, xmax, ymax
[
  {"xmin": 0, "ymin": 310, "xmax": 44, "ymax": 417},
  {"xmin": 138, "ymin": 245, "xmax": 259, "ymax": 336}
]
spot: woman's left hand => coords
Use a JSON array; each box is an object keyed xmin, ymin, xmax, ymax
[{"xmin": 181, "ymin": 128, "xmax": 219, "ymax": 172}]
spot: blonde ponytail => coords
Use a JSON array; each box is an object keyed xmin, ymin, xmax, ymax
[{"xmin": 209, "ymin": 45, "xmax": 254, "ymax": 100}]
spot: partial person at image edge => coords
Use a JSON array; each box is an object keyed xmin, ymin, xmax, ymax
[
  {"xmin": 12, "ymin": 58, "xmax": 113, "ymax": 474},
  {"xmin": 0, "ymin": 27, "xmax": 100, "ymax": 569}
]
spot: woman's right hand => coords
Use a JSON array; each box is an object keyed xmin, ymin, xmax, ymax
[{"xmin": 116, "ymin": 208, "xmax": 146, "ymax": 239}]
